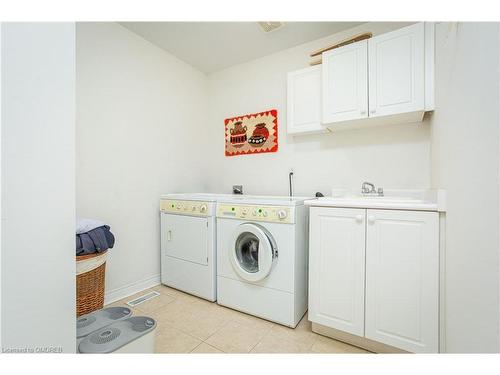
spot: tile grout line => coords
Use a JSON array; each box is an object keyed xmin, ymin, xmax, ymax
[
  {"xmin": 189, "ymin": 341, "xmax": 204, "ymax": 353},
  {"xmin": 126, "ymin": 289, "xmax": 208, "ymax": 349},
  {"xmin": 247, "ymin": 324, "xmax": 275, "ymax": 353},
  {"xmin": 154, "ymin": 301, "xmax": 230, "ymax": 346},
  {"xmin": 120, "ymin": 286, "xmax": 208, "ymax": 353},
  {"xmin": 201, "ymin": 319, "xmax": 236, "ymax": 353}
]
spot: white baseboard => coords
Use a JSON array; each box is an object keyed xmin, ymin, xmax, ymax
[{"xmin": 104, "ymin": 274, "xmax": 161, "ymax": 305}]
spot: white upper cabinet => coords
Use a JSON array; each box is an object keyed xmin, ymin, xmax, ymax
[
  {"xmin": 286, "ymin": 23, "xmax": 434, "ymax": 134},
  {"xmin": 322, "ymin": 40, "xmax": 368, "ymax": 124},
  {"xmin": 309, "ymin": 207, "xmax": 366, "ymax": 336},
  {"xmin": 364, "ymin": 209, "xmax": 439, "ymax": 353},
  {"xmin": 368, "ymin": 22, "xmax": 425, "ymax": 118},
  {"xmin": 287, "ymin": 66, "xmax": 326, "ymax": 135}
]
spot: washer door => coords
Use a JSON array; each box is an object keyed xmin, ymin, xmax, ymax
[{"xmin": 229, "ymin": 223, "xmax": 276, "ymax": 282}]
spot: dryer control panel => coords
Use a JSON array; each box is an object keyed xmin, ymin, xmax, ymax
[
  {"xmin": 217, "ymin": 203, "xmax": 294, "ymax": 224},
  {"xmin": 160, "ymin": 199, "xmax": 213, "ymax": 217}
]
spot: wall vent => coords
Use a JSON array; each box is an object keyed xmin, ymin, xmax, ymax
[
  {"xmin": 126, "ymin": 291, "xmax": 160, "ymax": 307},
  {"xmin": 258, "ymin": 22, "xmax": 285, "ymax": 33}
]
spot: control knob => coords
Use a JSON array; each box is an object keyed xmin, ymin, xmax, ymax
[
  {"xmin": 200, "ymin": 204, "xmax": 208, "ymax": 213},
  {"xmin": 277, "ymin": 210, "xmax": 287, "ymax": 220}
]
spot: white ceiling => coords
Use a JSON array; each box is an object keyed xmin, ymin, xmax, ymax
[{"xmin": 119, "ymin": 22, "xmax": 364, "ymax": 74}]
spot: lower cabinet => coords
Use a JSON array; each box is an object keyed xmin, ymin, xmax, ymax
[
  {"xmin": 309, "ymin": 207, "xmax": 366, "ymax": 336},
  {"xmin": 309, "ymin": 207, "xmax": 439, "ymax": 353}
]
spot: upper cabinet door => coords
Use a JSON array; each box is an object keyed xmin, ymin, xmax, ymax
[
  {"xmin": 287, "ymin": 66, "xmax": 325, "ymax": 134},
  {"xmin": 322, "ymin": 40, "xmax": 368, "ymax": 124},
  {"xmin": 309, "ymin": 207, "xmax": 366, "ymax": 337},
  {"xmin": 368, "ymin": 22, "xmax": 425, "ymax": 117},
  {"xmin": 365, "ymin": 209, "xmax": 439, "ymax": 353}
]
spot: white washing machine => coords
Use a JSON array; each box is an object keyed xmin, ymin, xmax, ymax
[
  {"xmin": 160, "ymin": 193, "xmax": 232, "ymax": 301},
  {"xmin": 216, "ymin": 196, "xmax": 310, "ymax": 327}
]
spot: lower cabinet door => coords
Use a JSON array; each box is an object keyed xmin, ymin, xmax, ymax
[
  {"xmin": 365, "ymin": 209, "xmax": 439, "ymax": 353},
  {"xmin": 309, "ymin": 207, "xmax": 366, "ymax": 336}
]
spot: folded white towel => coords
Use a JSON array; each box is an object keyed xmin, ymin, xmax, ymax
[{"xmin": 76, "ymin": 217, "xmax": 106, "ymax": 234}]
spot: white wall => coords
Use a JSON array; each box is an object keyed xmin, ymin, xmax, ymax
[
  {"xmin": 1, "ymin": 23, "xmax": 76, "ymax": 352},
  {"xmin": 204, "ymin": 22, "xmax": 431, "ymax": 196},
  {"xmin": 76, "ymin": 23, "xmax": 207, "ymax": 302},
  {"xmin": 430, "ymin": 22, "xmax": 500, "ymax": 352}
]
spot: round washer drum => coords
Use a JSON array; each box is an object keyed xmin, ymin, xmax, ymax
[{"xmin": 229, "ymin": 223, "xmax": 277, "ymax": 282}]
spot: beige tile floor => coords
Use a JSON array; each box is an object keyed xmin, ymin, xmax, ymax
[{"xmin": 107, "ymin": 284, "xmax": 371, "ymax": 354}]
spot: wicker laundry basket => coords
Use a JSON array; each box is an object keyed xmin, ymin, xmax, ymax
[{"xmin": 76, "ymin": 251, "xmax": 107, "ymax": 317}]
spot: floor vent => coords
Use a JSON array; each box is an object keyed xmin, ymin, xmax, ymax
[{"xmin": 126, "ymin": 291, "xmax": 160, "ymax": 307}]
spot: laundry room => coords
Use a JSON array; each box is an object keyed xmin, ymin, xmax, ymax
[{"xmin": 1, "ymin": 1, "xmax": 500, "ymax": 371}]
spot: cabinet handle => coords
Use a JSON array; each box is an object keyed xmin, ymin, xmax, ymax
[
  {"xmin": 355, "ymin": 215, "xmax": 363, "ymax": 223},
  {"xmin": 368, "ymin": 215, "xmax": 375, "ymax": 224},
  {"xmin": 167, "ymin": 230, "xmax": 172, "ymax": 241},
  {"xmin": 370, "ymin": 109, "xmax": 376, "ymax": 114},
  {"xmin": 360, "ymin": 110, "xmax": 366, "ymax": 115}
]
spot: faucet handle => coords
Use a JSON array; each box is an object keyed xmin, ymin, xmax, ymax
[
  {"xmin": 361, "ymin": 181, "xmax": 375, "ymax": 194},
  {"xmin": 377, "ymin": 187, "xmax": 384, "ymax": 196}
]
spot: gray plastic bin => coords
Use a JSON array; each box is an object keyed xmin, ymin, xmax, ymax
[
  {"xmin": 78, "ymin": 316, "xmax": 156, "ymax": 353},
  {"xmin": 77, "ymin": 306, "xmax": 132, "ymax": 349}
]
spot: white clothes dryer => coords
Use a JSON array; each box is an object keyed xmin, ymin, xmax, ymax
[{"xmin": 160, "ymin": 193, "xmax": 232, "ymax": 301}]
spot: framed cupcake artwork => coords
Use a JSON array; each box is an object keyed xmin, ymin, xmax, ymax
[{"xmin": 224, "ymin": 109, "xmax": 278, "ymax": 157}]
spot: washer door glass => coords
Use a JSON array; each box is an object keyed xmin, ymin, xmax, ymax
[
  {"xmin": 235, "ymin": 232, "xmax": 260, "ymax": 273},
  {"xmin": 229, "ymin": 223, "xmax": 275, "ymax": 282}
]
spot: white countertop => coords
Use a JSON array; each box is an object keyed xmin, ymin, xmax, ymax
[{"xmin": 305, "ymin": 189, "xmax": 446, "ymax": 212}]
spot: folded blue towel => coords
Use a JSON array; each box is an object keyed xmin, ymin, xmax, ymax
[{"xmin": 76, "ymin": 225, "xmax": 115, "ymax": 256}]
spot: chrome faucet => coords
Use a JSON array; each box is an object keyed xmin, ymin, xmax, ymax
[{"xmin": 361, "ymin": 182, "xmax": 384, "ymax": 196}]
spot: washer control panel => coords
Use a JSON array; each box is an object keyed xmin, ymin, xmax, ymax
[
  {"xmin": 160, "ymin": 199, "xmax": 212, "ymax": 217},
  {"xmin": 217, "ymin": 203, "xmax": 294, "ymax": 224}
]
